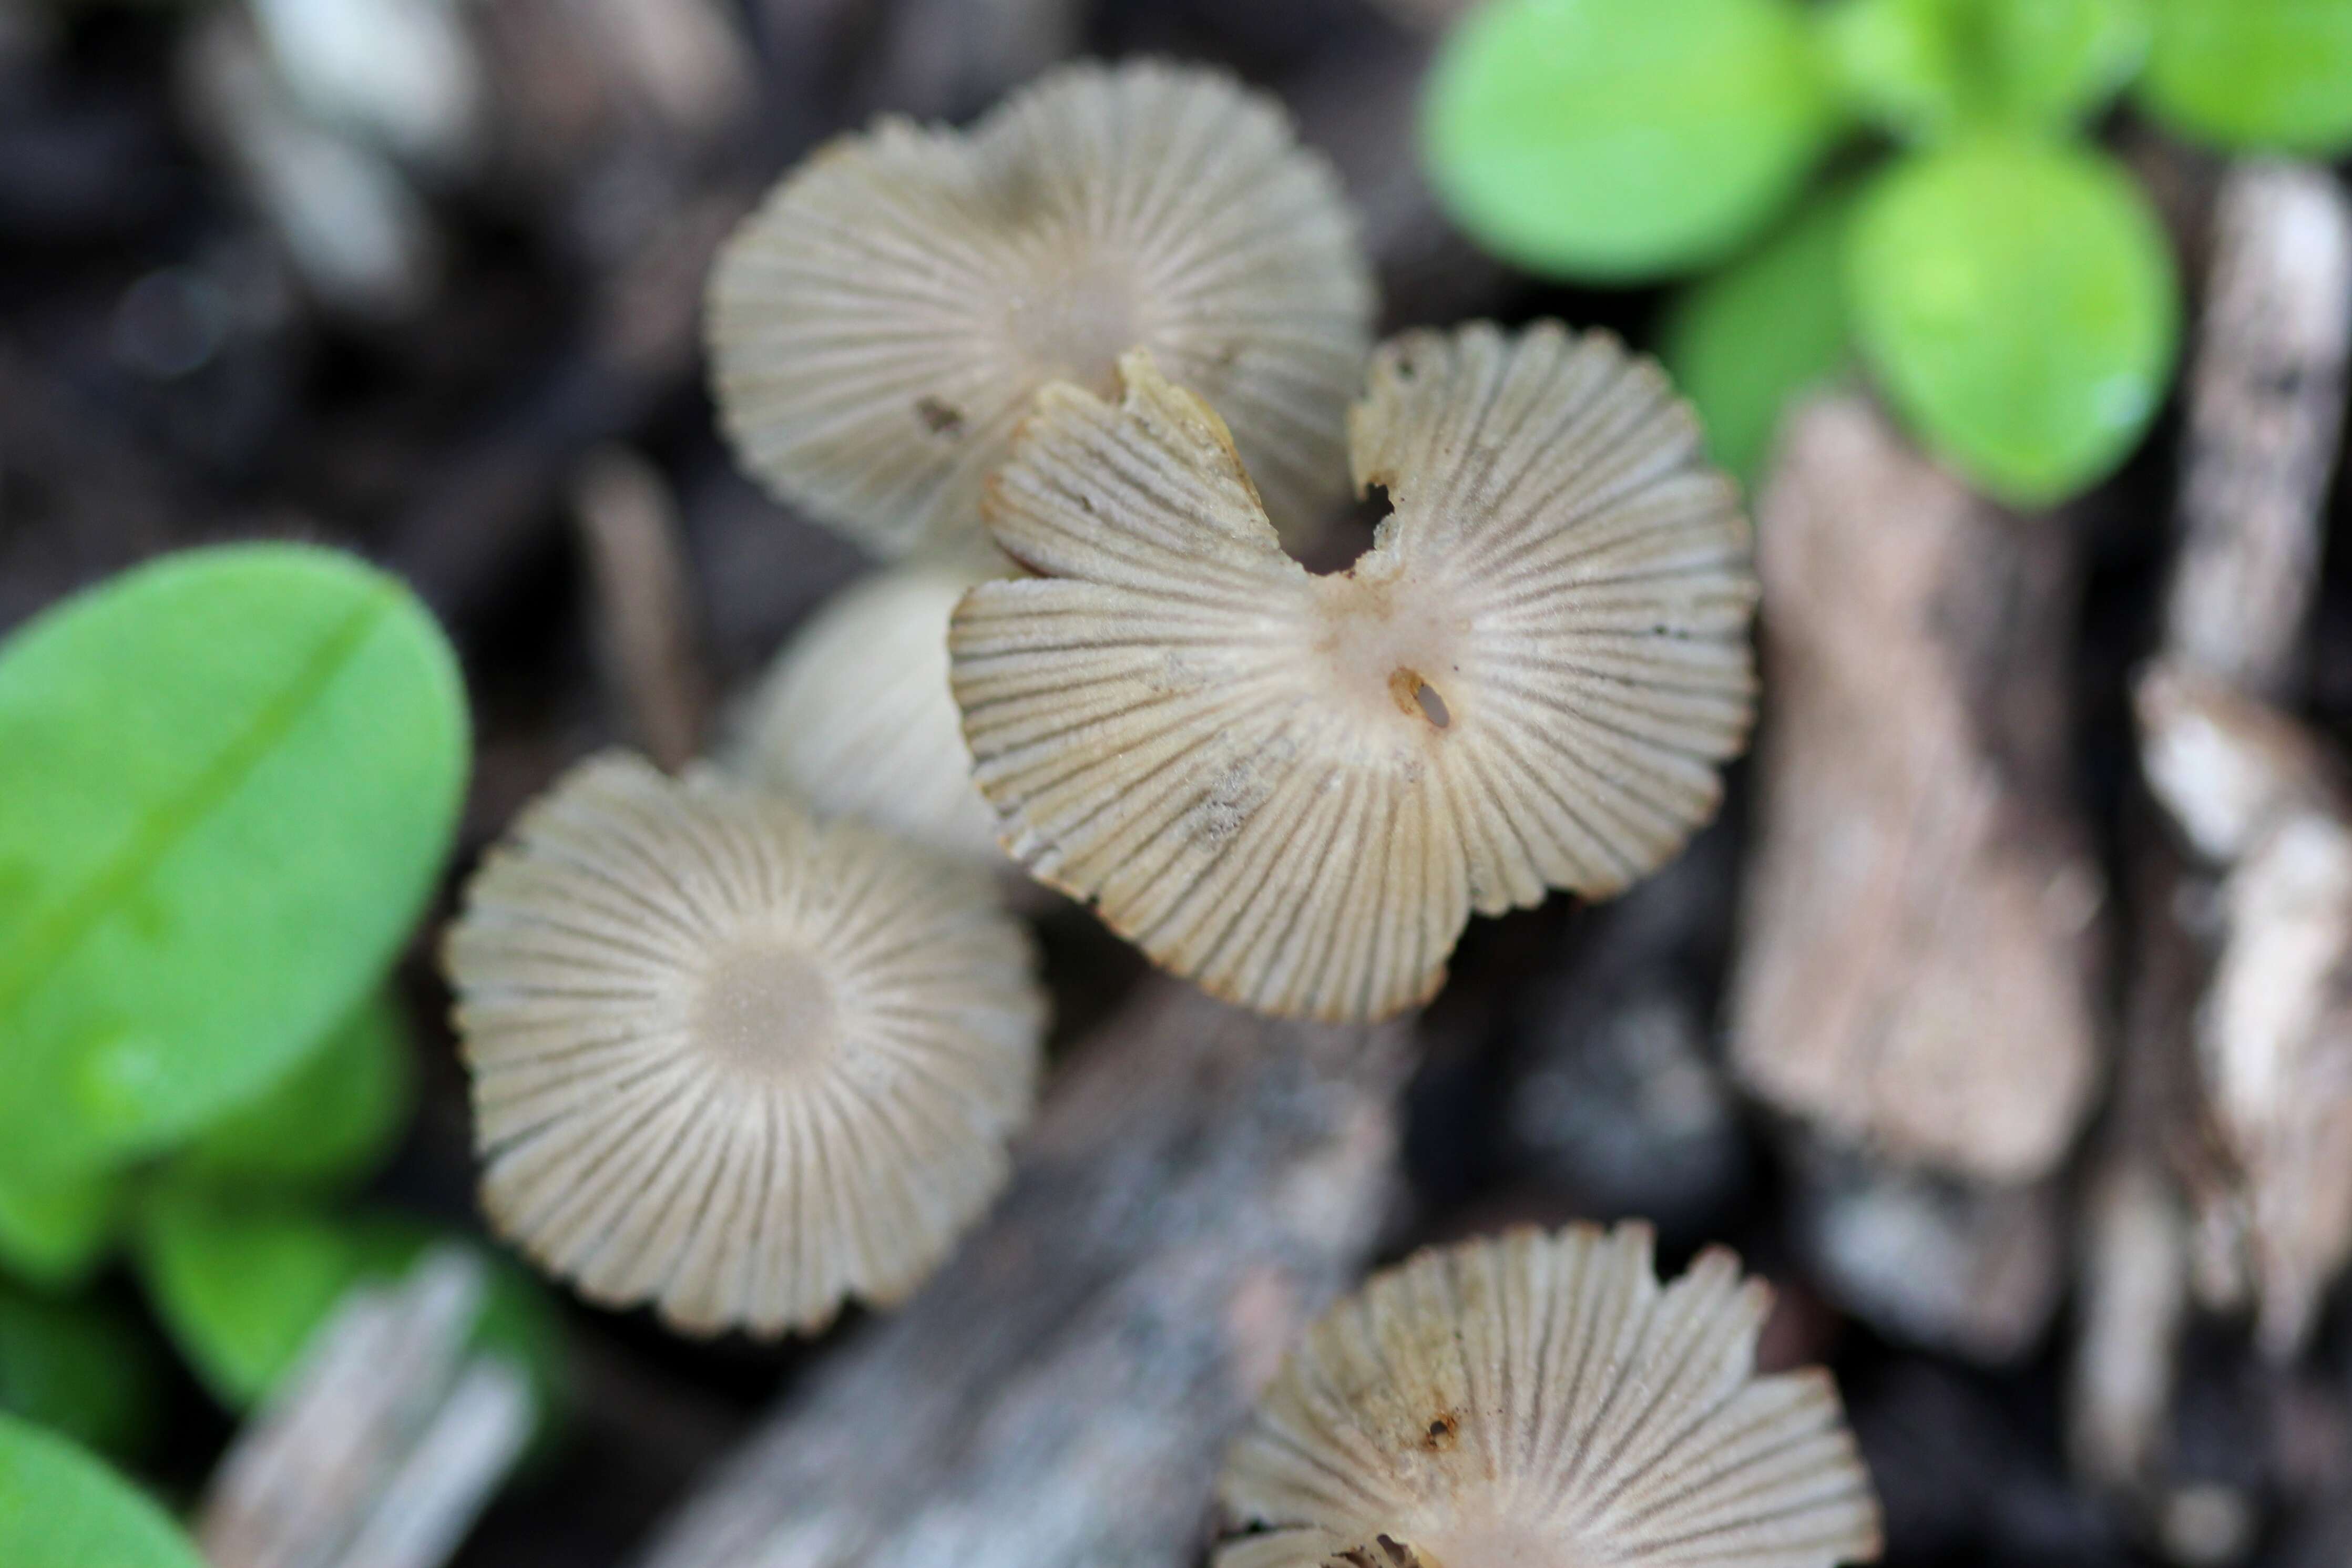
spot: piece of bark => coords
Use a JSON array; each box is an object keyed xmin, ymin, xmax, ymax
[
  {"xmin": 2072, "ymin": 1159, "xmax": 2192, "ymax": 1493},
  {"xmin": 571, "ymin": 445, "xmax": 709, "ymax": 770},
  {"xmin": 1730, "ymin": 393, "xmax": 2104, "ymax": 1185},
  {"xmin": 2161, "ymin": 163, "xmax": 2352, "ymax": 700},
  {"xmin": 198, "ymin": 1249, "xmax": 535, "ymax": 1568},
  {"xmin": 2139, "ymin": 665, "xmax": 2352, "ymax": 1359},
  {"xmin": 635, "ymin": 976, "xmax": 1410, "ymax": 1568}
]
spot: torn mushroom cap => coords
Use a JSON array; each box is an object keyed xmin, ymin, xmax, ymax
[
  {"xmin": 727, "ymin": 563, "xmax": 1003, "ymax": 864},
  {"xmin": 704, "ymin": 57, "xmax": 1373, "ymax": 561},
  {"xmin": 1216, "ymin": 1224, "xmax": 1883, "ymax": 1568},
  {"xmin": 444, "ymin": 751, "xmax": 1046, "ymax": 1337},
  {"xmin": 950, "ymin": 322, "xmax": 1756, "ymax": 1022}
]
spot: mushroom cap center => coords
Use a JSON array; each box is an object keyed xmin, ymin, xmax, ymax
[
  {"xmin": 692, "ymin": 941, "xmax": 840, "ymax": 1076},
  {"xmin": 1003, "ymin": 246, "xmax": 1142, "ymax": 398},
  {"xmin": 1310, "ymin": 566, "xmax": 1465, "ymax": 740},
  {"xmin": 1403, "ymin": 1518, "xmax": 1581, "ymax": 1568}
]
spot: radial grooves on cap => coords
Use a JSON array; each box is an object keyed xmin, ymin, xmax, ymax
[
  {"xmin": 1217, "ymin": 1226, "xmax": 1882, "ymax": 1568},
  {"xmin": 951, "ymin": 323, "xmax": 1755, "ymax": 1023},
  {"xmin": 705, "ymin": 58, "xmax": 1372, "ymax": 558},
  {"xmin": 446, "ymin": 752, "xmax": 1045, "ymax": 1336}
]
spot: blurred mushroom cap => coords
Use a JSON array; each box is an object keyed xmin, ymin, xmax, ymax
[
  {"xmin": 726, "ymin": 563, "xmax": 1003, "ymax": 863},
  {"xmin": 705, "ymin": 57, "xmax": 1374, "ymax": 561},
  {"xmin": 444, "ymin": 752, "xmax": 1045, "ymax": 1336},
  {"xmin": 950, "ymin": 322, "xmax": 1756, "ymax": 1021},
  {"xmin": 1217, "ymin": 1224, "xmax": 1882, "ymax": 1568}
]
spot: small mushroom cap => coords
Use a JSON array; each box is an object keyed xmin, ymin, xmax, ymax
[
  {"xmin": 444, "ymin": 752, "xmax": 1046, "ymax": 1337},
  {"xmin": 1216, "ymin": 1224, "xmax": 1882, "ymax": 1568},
  {"xmin": 704, "ymin": 57, "xmax": 1373, "ymax": 560},
  {"xmin": 949, "ymin": 322, "xmax": 1756, "ymax": 1021},
  {"xmin": 725, "ymin": 563, "xmax": 1003, "ymax": 863}
]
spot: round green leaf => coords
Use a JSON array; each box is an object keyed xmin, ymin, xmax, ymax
[
  {"xmin": 180, "ymin": 994, "xmax": 415, "ymax": 1191},
  {"xmin": 1983, "ymin": 0, "xmax": 2146, "ymax": 128},
  {"xmin": 0, "ymin": 545, "xmax": 467, "ymax": 1177},
  {"xmin": 1817, "ymin": 0, "xmax": 2146, "ymax": 140},
  {"xmin": 1847, "ymin": 137, "xmax": 2178, "ymax": 504},
  {"xmin": 2137, "ymin": 0, "xmax": 2352, "ymax": 153},
  {"xmin": 0, "ymin": 1289, "xmax": 158, "ymax": 1458},
  {"xmin": 0, "ymin": 1414, "xmax": 203, "ymax": 1568},
  {"xmin": 1423, "ymin": 0, "xmax": 1840, "ymax": 280},
  {"xmin": 1815, "ymin": 0, "xmax": 1973, "ymax": 141},
  {"xmin": 134, "ymin": 1193, "xmax": 362, "ymax": 1408},
  {"xmin": 1662, "ymin": 185, "xmax": 1857, "ymax": 486},
  {"xmin": 0, "ymin": 1170, "xmax": 122, "ymax": 1293}
]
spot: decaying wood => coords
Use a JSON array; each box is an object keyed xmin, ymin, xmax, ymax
[
  {"xmin": 198, "ymin": 1249, "xmax": 535, "ymax": 1568},
  {"xmin": 2137, "ymin": 665, "xmax": 2352, "ymax": 1359},
  {"xmin": 572, "ymin": 445, "xmax": 710, "ymax": 771},
  {"xmin": 636, "ymin": 975, "xmax": 1411, "ymax": 1568},
  {"xmin": 1730, "ymin": 394, "xmax": 2104, "ymax": 1185},
  {"xmin": 2161, "ymin": 162, "xmax": 2352, "ymax": 699}
]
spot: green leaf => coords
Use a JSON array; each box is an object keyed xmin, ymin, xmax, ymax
[
  {"xmin": 1847, "ymin": 136, "xmax": 2178, "ymax": 504},
  {"xmin": 0, "ymin": 544, "xmax": 467, "ymax": 1178},
  {"xmin": 1817, "ymin": 0, "xmax": 2146, "ymax": 139},
  {"xmin": 133, "ymin": 1192, "xmax": 363, "ymax": 1409},
  {"xmin": 1661, "ymin": 185, "xmax": 1857, "ymax": 486},
  {"xmin": 179, "ymin": 993, "xmax": 415, "ymax": 1191},
  {"xmin": 1422, "ymin": 0, "xmax": 1839, "ymax": 280},
  {"xmin": 0, "ymin": 1414, "xmax": 203, "ymax": 1568},
  {"xmin": 0, "ymin": 1170, "xmax": 123, "ymax": 1292},
  {"xmin": 0, "ymin": 1288, "xmax": 158, "ymax": 1458},
  {"xmin": 2136, "ymin": 0, "xmax": 2352, "ymax": 153}
]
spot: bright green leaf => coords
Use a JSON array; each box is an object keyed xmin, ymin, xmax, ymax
[
  {"xmin": 180, "ymin": 993, "xmax": 415, "ymax": 1192},
  {"xmin": 1423, "ymin": 0, "xmax": 1840, "ymax": 280},
  {"xmin": 1662, "ymin": 185, "xmax": 1857, "ymax": 486},
  {"xmin": 1847, "ymin": 136, "xmax": 2178, "ymax": 504},
  {"xmin": 0, "ymin": 1169, "xmax": 123, "ymax": 1292},
  {"xmin": 0, "ymin": 1413, "xmax": 203, "ymax": 1568},
  {"xmin": 2137, "ymin": 0, "xmax": 2352, "ymax": 153},
  {"xmin": 0, "ymin": 1288, "xmax": 158, "ymax": 1458},
  {"xmin": 0, "ymin": 545, "xmax": 467, "ymax": 1178},
  {"xmin": 134, "ymin": 1192, "xmax": 362, "ymax": 1408},
  {"xmin": 1817, "ymin": 0, "xmax": 2145, "ymax": 139}
]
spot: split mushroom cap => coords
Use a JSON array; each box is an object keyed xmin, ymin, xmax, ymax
[
  {"xmin": 1216, "ymin": 1224, "xmax": 1883, "ymax": 1568},
  {"xmin": 704, "ymin": 57, "xmax": 1374, "ymax": 561},
  {"xmin": 949, "ymin": 322, "xmax": 1756, "ymax": 1022},
  {"xmin": 444, "ymin": 751, "xmax": 1045, "ymax": 1337},
  {"xmin": 727, "ymin": 563, "xmax": 1003, "ymax": 863}
]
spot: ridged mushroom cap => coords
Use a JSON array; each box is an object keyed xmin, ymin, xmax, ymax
[
  {"xmin": 444, "ymin": 752, "xmax": 1046, "ymax": 1336},
  {"xmin": 949, "ymin": 322, "xmax": 1757, "ymax": 1021},
  {"xmin": 704, "ymin": 57, "xmax": 1374, "ymax": 560},
  {"xmin": 727, "ymin": 563, "xmax": 1003, "ymax": 863},
  {"xmin": 1217, "ymin": 1224, "xmax": 1883, "ymax": 1568}
]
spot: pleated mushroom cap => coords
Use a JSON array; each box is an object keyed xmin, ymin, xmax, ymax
[
  {"xmin": 727, "ymin": 563, "xmax": 1003, "ymax": 863},
  {"xmin": 1216, "ymin": 1225, "xmax": 1882, "ymax": 1568},
  {"xmin": 949, "ymin": 322, "xmax": 1756, "ymax": 1022},
  {"xmin": 705, "ymin": 58, "xmax": 1373, "ymax": 560},
  {"xmin": 444, "ymin": 751, "xmax": 1046, "ymax": 1337}
]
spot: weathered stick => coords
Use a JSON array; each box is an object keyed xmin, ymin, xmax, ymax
[
  {"xmin": 572, "ymin": 445, "xmax": 710, "ymax": 771},
  {"xmin": 1731, "ymin": 394, "xmax": 2103, "ymax": 1186},
  {"xmin": 636, "ymin": 975, "xmax": 1411, "ymax": 1568}
]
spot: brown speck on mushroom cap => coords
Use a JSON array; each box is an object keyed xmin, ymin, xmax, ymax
[
  {"xmin": 443, "ymin": 751, "xmax": 1046, "ymax": 1337},
  {"xmin": 948, "ymin": 322, "xmax": 1756, "ymax": 1022},
  {"xmin": 703, "ymin": 58, "xmax": 1374, "ymax": 561},
  {"xmin": 1215, "ymin": 1225, "xmax": 1883, "ymax": 1568}
]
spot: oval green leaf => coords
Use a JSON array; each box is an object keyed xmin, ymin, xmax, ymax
[
  {"xmin": 0, "ymin": 1169, "xmax": 122, "ymax": 1292},
  {"xmin": 1817, "ymin": 0, "xmax": 2146, "ymax": 140},
  {"xmin": 0, "ymin": 1288, "xmax": 158, "ymax": 1458},
  {"xmin": 0, "ymin": 545, "xmax": 467, "ymax": 1177},
  {"xmin": 2137, "ymin": 0, "xmax": 2352, "ymax": 153},
  {"xmin": 1847, "ymin": 137, "xmax": 2178, "ymax": 504},
  {"xmin": 1423, "ymin": 0, "xmax": 1840, "ymax": 280},
  {"xmin": 133, "ymin": 1192, "xmax": 363, "ymax": 1408},
  {"xmin": 180, "ymin": 993, "xmax": 415, "ymax": 1191},
  {"xmin": 1661, "ymin": 184, "xmax": 1857, "ymax": 486},
  {"xmin": 0, "ymin": 1414, "xmax": 203, "ymax": 1568}
]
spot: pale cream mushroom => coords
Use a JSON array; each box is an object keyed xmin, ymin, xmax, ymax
[
  {"xmin": 949, "ymin": 322, "xmax": 1756, "ymax": 1021},
  {"xmin": 1217, "ymin": 1224, "xmax": 1883, "ymax": 1568},
  {"xmin": 705, "ymin": 57, "xmax": 1373, "ymax": 560},
  {"xmin": 444, "ymin": 752, "xmax": 1045, "ymax": 1336},
  {"xmin": 727, "ymin": 563, "xmax": 1002, "ymax": 864}
]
